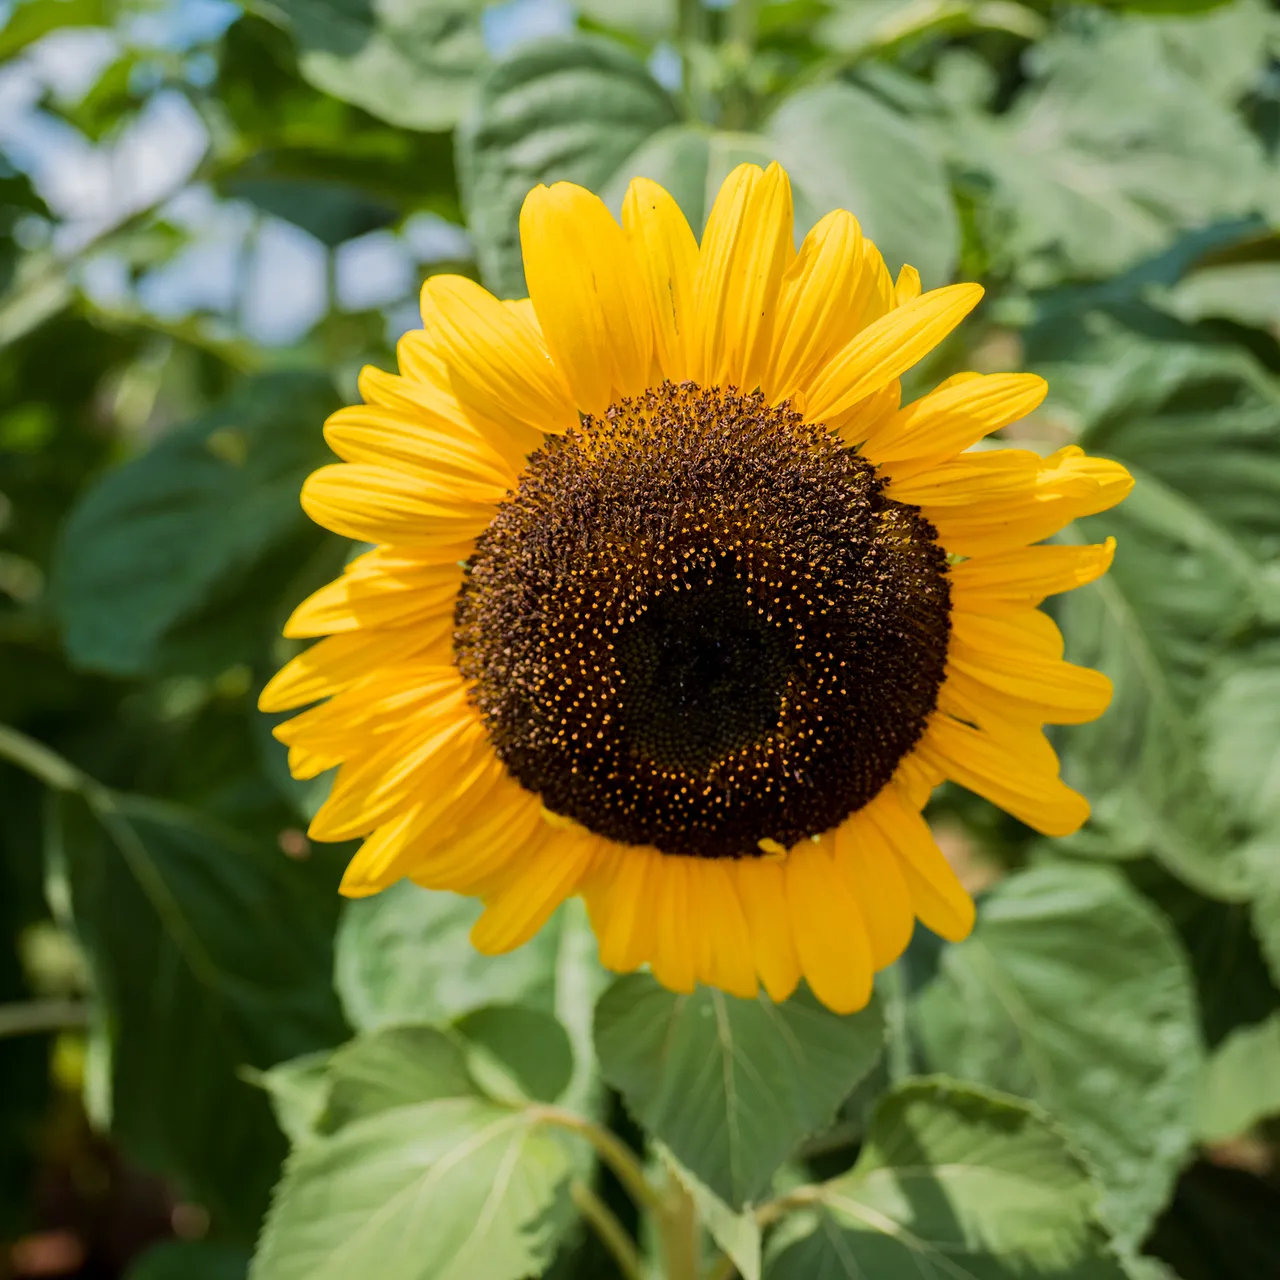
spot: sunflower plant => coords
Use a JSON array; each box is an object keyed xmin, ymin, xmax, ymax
[{"xmin": 2, "ymin": 2, "xmax": 1280, "ymax": 1280}]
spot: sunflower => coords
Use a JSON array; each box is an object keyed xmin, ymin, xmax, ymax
[{"xmin": 261, "ymin": 163, "xmax": 1131, "ymax": 1015}]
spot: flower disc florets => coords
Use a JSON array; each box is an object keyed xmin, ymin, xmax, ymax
[{"xmin": 454, "ymin": 382, "xmax": 951, "ymax": 858}]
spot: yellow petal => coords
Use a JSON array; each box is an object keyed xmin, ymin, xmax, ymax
[
  {"xmin": 862, "ymin": 784, "xmax": 975, "ymax": 942},
  {"xmin": 784, "ymin": 840, "xmax": 873, "ymax": 1014},
  {"xmin": 420, "ymin": 274, "xmax": 578, "ymax": 439},
  {"xmin": 691, "ymin": 162, "xmax": 795, "ymax": 392},
  {"xmin": 804, "ymin": 283, "xmax": 984, "ymax": 424},
  {"xmin": 763, "ymin": 209, "xmax": 867, "ymax": 403},
  {"xmin": 622, "ymin": 177, "xmax": 699, "ymax": 384},
  {"xmin": 300, "ymin": 462, "xmax": 495, "ymax": 548},
  {"xmin": 471, "ymin": 830, "xmax": 599, "ymax": 954},
  {"xmin": 284, "ymin": 552, "xmax": 461, "ymax": 638},
  {"xmin": 259, "ymin": 627, "xmax": 437, "ymax": 713},
  {"xmin": 521, "ymin": 182, "xmax": 654, "ymax": 415},
  {"xmin": 948, "ymin": 540, "xmax": 1116, "ymax": 605},
  {"xmin": 379, "ymin": 345, "xmax": 540, "ymax": 473},
  {"xmin": 586, "ymin": 846, "xmax": 659, "ymax": 975},
  {"xmin": 833, "ymin": 810, "xmax": 915, "ymax": 970},
  {"xmin": 694, "ymin": 861, "xmax": 757, "ymax": 999},
  {"xmin": 885, "ymin": 448, "xmax": 1041, "ymax": 506},
  {"xmin": 650, "ymin": 855, "xmax": 696, "ymax": 994},
  {"xmin": 734, "ymin": 858, "xmax": 801, "ymax": 1003},
  {"xmin": 926, "ymin": 449, "xmax": 1134, "ymax": 556},
  {"xmin": 863, "ymin": 373, "xmax": 1048, "ymax": 474},
  {"xmin": 892, "ymin": 264, "xmax": 921, "ymax": 306},
  {"xmin": 916, "ymin": 714, "xmax": 1092, "ymax": 837},
  {"xmin": 309, "ymin": 695, "xmax": 482, "ymax": 841},
  {"xmin": 322, "ymin": 404, "xmax": 517, "ymax": 492}
]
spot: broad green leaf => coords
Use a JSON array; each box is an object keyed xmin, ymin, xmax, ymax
[
  {"xmin": 250, "ymin": 1098, "xmax": 574, "ymax": 1280},
  {"xmin": 765, "ymin": 1078, "xmax": 1127, "ymax": 1280},
  {"xmin": 1036, "ymin": 324, "xmax": 1280, "ymax": 897},
  {"xmin": 766, "ymin": 81, "xmax": 959, "ymax": 286},
  {"xmin": 50, "ymin": 372, "xmax": 339, "ymax": 678},
  {"xmin": 818, "ymin": 0, "xmax": 1045, "ymax": 55},
  {"xmin": 222, "ymin": 176, "xmax": 397, "ymax": 247},
  {"xmin": 46, "ymin": 790, "xmax": 346, "ymax": 1237},
  {"xmin": 259, "ymin": 0, "xmax": 486, "ymax": 132},
  {"xmin": 126, "ymin": 1242, "xmax": 250, "ymax": 1280},
  {"xmin": 321, "ymin": 1025, "xmax": 475, "ymax": 1130},
  {"xmin": 914, "ymin": 864, "xmax": 1202, "ymax": 1246},
  {"xmin": 594, "ymin": 976, "xmax": 884, "ymax": 1208},
  {"xmin": 456, "ymin": 35, "xmax": 678, "ymax": 298},
  {"xmin": 334, "ymin": 880, "xmax": 561, "ymax": 1029},
  {"xmin": 1159, "ymin": 262, "xmax": 1280, "ymax": 331},
  {"xmin": 1197, "ymin": 1012, "xmax": 1280, "ymax": 1141},
  {"xmin": 576, "ymin": 0, "xmax": 676, "ymax": 38},
  {"xmin": 938, "ymin": 11, "xmax": 1269, "ymax": 286},
  {"xmin": 602, "ymin": 125, "xmax": 777, "ymax": 235},
  {"xmin": 455, "ymin": 1005, "xmax": 574, "ymax": 1105},
  {"xmin": 253, "ymin": 1050, "xmax": 334, "ymax": 1146}
]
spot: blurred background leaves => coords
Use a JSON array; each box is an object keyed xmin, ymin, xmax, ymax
[{"xmin": 1, "ymin": 0, "xmax": 1279, "ymax": 1277}]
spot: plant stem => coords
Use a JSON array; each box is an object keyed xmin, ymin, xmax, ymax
[
  {"xmin": 677, "ymin": 0, "xmax": 703, "ymax": 121},
  {"xmin": 662, "ymin": 1172, "xmax": 701, "ymax": 1280},
  {"xmin": 0, "ymin": 999, "xmax": 88, "ymax": 1039},
  {"xmin": 532, "ymin": 1106, "xmax": 665, "ymax": 1216},
  {"xmin": 570, "ymin": 1180, "xmax": 643, "ymax": 1280}
]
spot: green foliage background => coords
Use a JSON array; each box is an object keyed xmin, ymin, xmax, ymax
[{"xmin": 1, "ymin": 0, "xmax": 1279, "ymax": 1277}]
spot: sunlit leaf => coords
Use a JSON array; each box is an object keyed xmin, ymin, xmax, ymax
[
  {"xmin": 256, "ymin": 0, "xmax": 486, "ymax": 132},
  {"xmin": 914, "ymin": 864, "xmax": 1202, "ymax": 1246},
  {"xmin": 250, "ymin": 1098, "xmax": 574, "ymax": 1280},
  {"xmin": 457, "ymin": 35, "xmax": 678, "ymax": 298},
  {"xmin": 765, "ymin": 1078, "xmax": 1127, "ymax": 1280}
]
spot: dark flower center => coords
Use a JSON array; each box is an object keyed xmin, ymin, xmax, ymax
[{"xmin": 453, "ymin": 382, "xmax": 951, "ymax": 859}]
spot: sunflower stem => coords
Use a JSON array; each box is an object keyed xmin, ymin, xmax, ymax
[
  {"xmin": 661, "ymin": 1171, "xmax": 701, "ymax": 1280},
  {"xmin": 0, "ymin": 1000, "xmax": 88, "ymax": 1040},
  {"xmin": 531, "ymin": 1106, "xmax": 665, "ymax": 1216},
  {"xmin": 677, "ymin": 0, "xmax": 703, "ymax": 121},
  {"xmin": 570, "ymin": 1180, "xmax": 643, "ymax": 1280}
]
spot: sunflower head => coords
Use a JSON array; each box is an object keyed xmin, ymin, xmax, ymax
[{"xmin": 262, "ymin": 162, "xmax": 1132, "ymax": 1014}]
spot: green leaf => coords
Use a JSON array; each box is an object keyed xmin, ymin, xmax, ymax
[
  {"xmin": 455, "ymin": 1005, "xmax": 574, "ymax": 1105},
  {"xmin": 222, "ymin": 176, "xmax": 397, "ymax": 247},
  {"xmin": 939, "ymin": 11, "xmax": 1270, "ymax": 286},
  {"xmin": 250, "ymin": 1099, "xmax": 574, "ymax": 1280},
  {"xmin": 0, "ymin": 0, "xmax": 110, "ymax": 61},
  {"xmin": 764, "ymin": 1078, "xmax": 1127, "ymax": 1280},
  {"xmin": 46, "ymin": 790, "xmax": 346, "ymax": 1237},
  {"xmin": 258, "ymin": 0, "xmax": 486, "ymax": 132},
  {"xmin": 321, "ymin": 1024, "xmax": 475, "ymax": 1130},
  {"xmin": 1037, "ymin": 325, "xmax": 1280, "ymax": 897},
  {"xmin": 766, "ymin": 81, "xmax": 959, "ymax": 286},
  {"xmin": 50, "ymin": 372, "xmax": 340, "ymax": 678},
  {"xmin": 253, "ymin": 1050, "xmax": 335, "ymax": 1147},
  {"xmin": 126, "ymin": 1242, "xmax": 250, "ymax": 1280},
  {"xmin": 334, "ymin": 880, "xmax": 561, "ymax": 1029},
  {"xmin": 594, "ymin": 976, "xmax": 884, "ymax": 1208},
  {"xmin": 914, "ymin": 864, "xmax": 1202, "ymax": 1247},
  {"xmin": 456, "ymin": 35, "xmax": 678, "ymax": 298},
  {"xmin": 602, "ymin": 125, "xmax": 778, "ymax": 235},
  {"xmin": 1197, "ymin": 1012, "xmax": 1280, "ymax": 1142}
]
